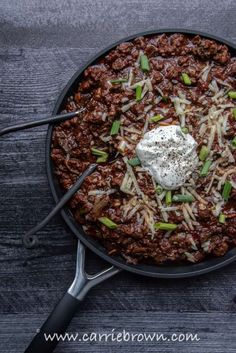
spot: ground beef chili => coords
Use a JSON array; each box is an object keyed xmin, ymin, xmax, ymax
[{"xmin": 51, "ymin": 33, "xmax": 236, "ymax": 265}]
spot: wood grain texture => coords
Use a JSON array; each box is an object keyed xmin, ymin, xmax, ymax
[
  {"xmin": 2, "ymin": 312, "xmax": 236, "ymax": 353},
  {"xmin": 0, "ymin": 0, "xmax": 236, "ymax": 352}
]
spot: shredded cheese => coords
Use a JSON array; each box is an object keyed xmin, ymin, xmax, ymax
[
  {"xmin": 207, "ymin": 125, "xmax": 216, "ymax": 150},
  {"xmin": 88, "ymin": 189, "xmax": 117, "ymax": 196},
  {"xmin": 123, "ymin": 157, "xmax": 144, "ymax": 197},
  {"xmin": 182, "ymin": 206, "xmax": 194, "ymax": 230},
  {"xmin": 188, "ymin": 187, "xmax": 208, "ymax": 205},
  {"xmin": 217, "ymin": 168, "xmax": 236, "ymax": 191}
]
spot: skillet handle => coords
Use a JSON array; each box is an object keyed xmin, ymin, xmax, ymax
[
  {"xmin": 24, "ymin": 241, "xmax": 121, "ymax": 353},
  {"xmin": 24, "ymin": 292, "xmax": 81, "ymax": 353}
]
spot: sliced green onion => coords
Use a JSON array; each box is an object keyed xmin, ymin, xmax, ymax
[
  {"xmin": 231, "ymin": 137, "xmax": 236, "ymax": 148},
  {"xmin": 155, "ymin": 185, "xmax": 163, "ymax": 194},
  {"xmin": 110, "ymin": 78, "xmax": 127, "ymax": 84},
  {"xmin": 222, "ymin": 181, "xmax": 232, "ymax": 201},
  {"xmin": 78, "ymin": 208, "xmax": 86, "ymax": 215},
  {"xmin": 228, "ymin": 91, "xmax": 236, "ymax": 99},
  {"xmin": 154, "ymin": 222, "xmax": 178, "ymax": 231},
  {"xmin": 233, "ymin": 108, "xmax": 236, "ymax": 119},
  {"xmin": 165, "ymin": 191, "xmax": 172, "ymax": 205},
  {"xmin": 162, "ymin": 96, "xmax": 169, "ymax": 103},
  {"xmin": 110, "ymin": 120, "xmax": 121, "ymax": 135},
  {"xmin": 96, "ymin": 155, "xmax": 108, "ymax": 163},
  {"xmin": 91, "ymin": 148, "xmax": 108, "ymax": 163},
  {"xmin": 200, "ymin": 160, "xmax": 211, "ymax": 177},
  {"xmin": 181, "ymin": 73, "xmax": 192, "ymax": 85},
  {"xmin": 149, "ymin": 114, "xmax": 164, "ymax": 122},
  {"xmin": 140, "ymin": 54, "xmax": 150, "ymax": 72},
  {"xmin": 199, "ymin": 145, "xmax": 209, "ymax": 161},
  {"xmin": 181, "ymin": 127, "xmax": 188, "ymax": 134},
  {"xmin": 98, "ymin": 217, "xmax": 118, "ymax": 229},
  {"xmin": 136, "ymin": 85, "xmax": 142, "ymax": 101},
  {"xmin": 91, "ymin": 148, "xmax": 107, "ymax": 156},
  {"xmin": 219, "ymin": 213, "xmax": 226, "ymax": 224},
  {"xmin": 172, "ymin": 194, "xmax": 195, "ymax": 203},
  {"xmin": 128, "ymin": 157, "xmax": 141, "ymax": 166}
]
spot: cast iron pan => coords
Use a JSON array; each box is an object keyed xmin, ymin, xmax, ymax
[{"xmin": 3, "ymin": 29, "xmax": 234, "ymax": 352}]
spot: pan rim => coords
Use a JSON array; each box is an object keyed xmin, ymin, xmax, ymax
[{"xmin": 46, "ymin": 28, "xmax": 236, "ymax": 278}]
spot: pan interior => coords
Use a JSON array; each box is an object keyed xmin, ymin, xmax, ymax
[{"xmin": 46, "ymin": 29, "xmax": 236, "ymax": 278}]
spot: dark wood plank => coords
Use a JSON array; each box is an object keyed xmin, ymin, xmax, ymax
[
  {"xmin": 1, "ymin": 0, "xmax": 236, "ymax": 48},
  {"xmin": 1, "ymin": 312, "xmax": 236, "ymax": 353},
  {"xmin": 0, "ymin": 0, "xmax": 236, "ymax": 352}
]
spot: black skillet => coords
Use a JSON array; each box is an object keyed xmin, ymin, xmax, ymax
[
  {"xmin": 46, "ymin": 29, "xmax": 236, "ymax": 278},
  {"xmin": 1, "ymin": 29, "xmax": 236, "ymax": 353}
]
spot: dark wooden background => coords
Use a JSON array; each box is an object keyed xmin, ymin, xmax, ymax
[{"xmin": 0, "ymin": 0, "xmax": 236, "ymax": 352}]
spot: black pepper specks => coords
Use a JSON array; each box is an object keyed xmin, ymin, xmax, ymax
[{"xmin": 136, "ymin": 125, "xmax": 199, "ymax": 189}]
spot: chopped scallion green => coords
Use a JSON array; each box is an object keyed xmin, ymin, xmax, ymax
[
  {"xmin": 162, "ymin": 96, "xmax": 169, "ymax": 103},
  {"xmin": 110, "ymin": 120, "xmax": 121, "ymax": 135},
  {"xmin": 136, "ymin": 85, "xmax": 142, "ymax": 101},
  {"xmin": 98, "ymin": 217, "xmax": 118, "ymax": 229},
  {"xmin": 128, "ymin": 157, "xmax": 141, "ymax": 166},
  {"xmin": 140, "ymin": 54, "xmax": 150, "ymax": 71},
  {"xmin": 165, "ymin": 191, "xmax": 172, "ymax": 205},
  {"xmin": 91, "ymin": 148, "xmax": 107, "ymax": 156},
  {"xmin": 200, "ymin": 160, "xmax": 211, "ymax": 176},
  {"xmin": 231, "ymin": 136, "xmax": 236, "ymax": 148},
  {"xmin": 91, "ymin": 148, "xmax": 108, "ymax": 163},
  {"xmin": 222, "ymin": 181, "xmax": 232, "ymax": 201},
  {"xmin": 228, "ymin": 91, "xmax": 236, "ymax": 99},
  {"xmin": 181, "ymin": 127, "xmax": 188, "ymax": 134},
  {"xmin": 181, "ymin": 73, "xmax": 192, "ymax": 85},
  {"xmin": 219, "ymin": 213, "xmax": 226, "ymax": 224},
  {"xmin": 110, "ymin": 78, "xmax": 127, "ymax": 84},
  {"xmin": 154, "ymin": 222, "xmax": 178, "ymax": 231},
  {"xmin": 172, "ymin": 194, "xmax": 195, "ymax": 203},
  {"xmin": 233, "ymin": 108, "xmax": 236, "ymax": 119},
  {"xmin": 78, "ymin": 208, "xmax": 86, "ymax": 215},
  {"xmin": 149, "ymin": 114, "xmax": 164, "ymax": 122},
  {"xmin": 199, "ymin": 145, "xmax": 209, "ymax": 161},
  {"xmin": 96, "ymin": 155, "xmax": 108, "ymax": 163},
  {"xmin": 155, "ymin": 185, "xmax": 163, "ymax": 194}
]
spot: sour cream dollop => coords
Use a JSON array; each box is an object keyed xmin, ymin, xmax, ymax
[{"xmin": 136, "ymin": 125, "xmax": 198, "ymax": 190}]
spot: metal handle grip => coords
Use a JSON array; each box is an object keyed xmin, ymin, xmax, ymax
[
  {"xmin": 24, "ymin": 241, "xmax": 121, "ymax": 353},
  {"xmin": 24, "ymin": 292, "xmax": 80, "ymax": 353}
]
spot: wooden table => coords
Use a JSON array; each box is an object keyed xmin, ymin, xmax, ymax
[{"xmin": 0, "ymin": 0, "xmax": 236, "ymax": 352}]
